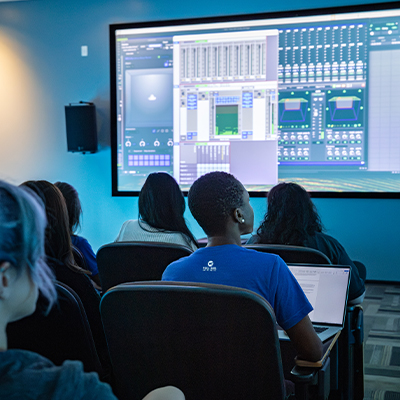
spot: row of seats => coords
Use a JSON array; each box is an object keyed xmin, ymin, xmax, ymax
[
  {"xmin": 97, "ymin": 241, "xmax": 363, "ymax": 399},
  {"xmin": 7, "ymin": 242, "xmax": 364, "ymax": 399},
  {"xmin": 95, "ymin": 242, "xmax": 330, "ymax": 293}
]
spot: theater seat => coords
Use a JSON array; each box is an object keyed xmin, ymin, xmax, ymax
[
  {"xmin": 244, "ymin": 244, "xmax": 331, "ymax": 264},
  {"xmin": 246, "ymin": 244, "xmax": 363, "ymax": 399},
  {"xmin": 100, "ymin": 281, "xmax": 326, "ymax": 400},
  {"xmin": 7, "ymin": 281, "xmax": 104, "ymax": 377},
  {"xmin": 96, "ymin": 242, "xmax": 193, "ymax": 292}
]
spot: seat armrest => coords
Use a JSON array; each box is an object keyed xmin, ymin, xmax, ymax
[
  {"xmin": 290, "ymin": 357, "xmax": 331, "ymax": 400},
  {"xmin": 291, "ymin": 365, "xmax": 319, "ymax": 383}
]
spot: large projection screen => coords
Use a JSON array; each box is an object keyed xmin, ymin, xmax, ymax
[{"xmin": 110, "ymin": 2, "xmax": 400, "ymax": 197}]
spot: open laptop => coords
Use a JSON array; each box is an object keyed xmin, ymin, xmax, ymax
[{"xmin": 278, "ymin": 264, "xmax": 351, "ymax": 342}]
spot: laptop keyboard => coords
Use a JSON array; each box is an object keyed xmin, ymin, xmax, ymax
[{"xmin": 314, "ymin": 326, "xmax": 328, "ymax": 333}]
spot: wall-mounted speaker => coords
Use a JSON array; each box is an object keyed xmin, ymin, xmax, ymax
[{"xmin": 65, "ymin": 103, "xmax": 98, "ymax": 153}]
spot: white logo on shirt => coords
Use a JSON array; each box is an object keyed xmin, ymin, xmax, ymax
[{"xmin": 203, "ymin": 260, "xmax": 216, "ymax": 272}]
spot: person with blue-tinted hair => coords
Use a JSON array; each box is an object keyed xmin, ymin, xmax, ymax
[{"xmin": 0, "ymin": 181, "xmax": 184, "ymax": 400}]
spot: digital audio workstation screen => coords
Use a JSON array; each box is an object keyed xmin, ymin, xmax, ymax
[{"xmin": 111, "ymin": 5, "xmax": 400, "ymax": 195}]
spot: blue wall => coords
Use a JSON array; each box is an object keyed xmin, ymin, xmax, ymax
[{"xmin": 0, "ymin": 0, "xmax": 398, "ymax": 281}]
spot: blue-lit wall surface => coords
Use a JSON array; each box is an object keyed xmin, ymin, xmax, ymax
[{"xmin": 0, "ymin": 0, "xmax": 398, "ymax": 281}]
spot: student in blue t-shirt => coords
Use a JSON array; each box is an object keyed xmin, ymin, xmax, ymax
[{"xmin": 162, "ymin": 171, "xmax": 322, "ymax": 362}]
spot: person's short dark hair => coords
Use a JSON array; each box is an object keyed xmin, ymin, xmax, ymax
[
  {"xmin": 138, "ymin": 172, "xmax": 197, "ymax": 248},
  {"xmin": 54, "ymin": 182, "xmax": 82, "ymax": 234},
  {"xmin": 188, "ymin": 171, "xmax": 245, "ymax": 236},
  {"xmin": 256, "ymin": 182, "xmax": 323, "ymax": 245}
]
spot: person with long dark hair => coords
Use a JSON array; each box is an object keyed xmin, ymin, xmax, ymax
[
  {"xmin": 21, "ymin": 181, "xmax": 82, "ymax": 275},
  {"xmin": 249, "ymin": 182, "xmax": 366, "ymax": 304},
  {"xmin": 163, "ymin": 172, "xmax": 322, "ymax": 367},
  {"xmin": 54, "ymin": 181, "xmax": 100, "ymax": 287},
  {"xmin": 19, "ymin": 180, "xmax": 110, "ymax": 369},
  {"xmin": 0, "ymin": 180, "xmax": 187, "ymax": 400},
  {"xmin": 116, "ymin": 173, "xmax": 198, "ymax": 251}
]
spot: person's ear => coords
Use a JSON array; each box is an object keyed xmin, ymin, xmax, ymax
[
  {"xmin": 0, "ymin": 262, "xmax": 12, "ymax": 299},
  {"xmin": 234, "ymin": 208, "xmax": 245, "ymax": 224}
]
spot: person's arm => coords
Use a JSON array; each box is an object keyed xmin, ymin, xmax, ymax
[
  {"xmin": 285, "ymin": 315, "xmax": 323, "ymax": 362},
  {"xmin": 348, "ymin": 291, "xmax": 365, "ymax": 305},
  {"xmin": 142, "ymin": 386, "xmax": 185, "ymax": 400}
]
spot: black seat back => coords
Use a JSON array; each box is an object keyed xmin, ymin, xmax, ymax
[
  {"xmin": 7, "ymin": 281, "xmax": 103, "ymax": 374},
  {"xmin": 100, "ymin": 281, "xmax": 286, "ymax": 400},
  {"xmin": 245, "ymin": 244, "xmax": 331, "ymax": 264},
  {"xmin": 97, "ymin": 242, "xmax": 193, "ymax": 292}
]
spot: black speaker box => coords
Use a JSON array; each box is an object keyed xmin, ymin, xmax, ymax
[{"xmin": 65, "ymin": 103, "xmax": 98, "ymax": 153}]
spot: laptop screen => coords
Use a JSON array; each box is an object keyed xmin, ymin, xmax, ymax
[{"xmin": 288, "ymin": 265, "xmax": 351, "ymax": 326}]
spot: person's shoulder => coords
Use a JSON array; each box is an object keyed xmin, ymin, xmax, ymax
[
  {"xmin": 315, "ymin": 231, "xmax": 335, "ymax": 241},
  {"xmin": 239, "ymin": 245, "xmax": 282, "ymax": 261},
  {"xmin": 165, "ymin": 246, "xmax": 210, "ymax": 268},
  {"xmin": 121, "ymin": 219, "xmax": 138, "ymax": 228},
  {"xmin": 169, "ymin": 249, "xmax": 196, "ymax": 265},
  {"xmin": 314, "ymin": 231, "xmax": 343, "ymax": 248},
  {"xmin": 72, "ymin": 235, "xmax": 90, "ymax": 247},
  {"xmin": 115, "ymin": 219, "xmax": 139, "ymax": 241},
  {"xmin": 191, "ymin": 244, "xmax": 251, "ymax": 257},
  {"xmin": 0, "ymin": 349, "xmax": 53, "ymax": 371},
  {"xmin": 0, "ymin": 351, "xmax": 116, "ymax": 400},
  {"xmin": 58, "ymin": 360, "xmax": 116, "ymax": 398},
  {"xmin": 47, "ymin": 360, "xmax": 116, "ymax": 399},
  {"xmin": 235, "ymin": 247, "xmax": 291, "ymax": 284},
  {"xmin": 232, "ymin": 246, "xmax": 287, "ymax": 273},
  {"xmin": 162, "ymin": 251, "xmax": 195, "ymax": 280}
]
